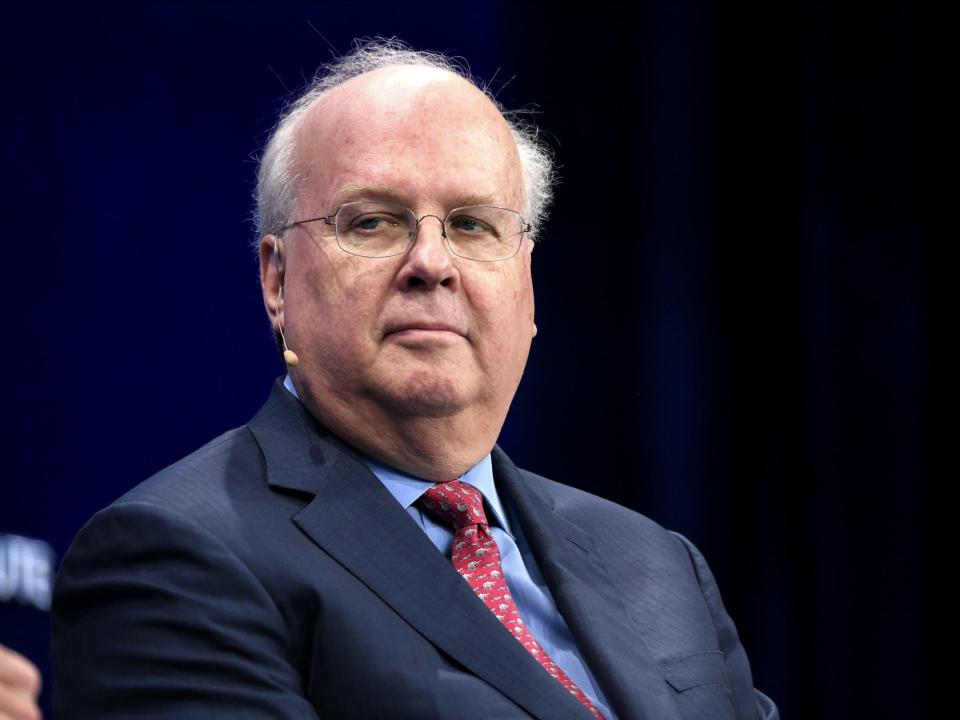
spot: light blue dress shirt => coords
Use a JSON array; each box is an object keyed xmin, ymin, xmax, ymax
[{"xmin": 283, "ymin": 376, "xmax": 614, "ymax": 718}]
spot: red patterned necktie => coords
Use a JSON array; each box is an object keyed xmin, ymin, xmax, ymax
[{"xmin": 418, "ymin": 480, "xmax": 604, "ymax": 720}]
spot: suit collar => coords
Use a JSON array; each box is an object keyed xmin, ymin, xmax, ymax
[
  {"xmin": 492, "ymin": 448, "xmax": 681, "ymax": 720},
  {"xmin": 248, "ymin": 378, "xmax": 346, "ymax": 495},
  {"xmin": 247, "ymin": 380, "xmax": 596, "ymax": 720}
]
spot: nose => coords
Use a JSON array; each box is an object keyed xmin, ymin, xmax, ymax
[{"xmin": 394, "ymin": 214, "xmax": 461, "ymax": 292}]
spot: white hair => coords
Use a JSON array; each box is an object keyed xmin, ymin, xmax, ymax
[{"xmin": 254, "ymin": 38, "xmax": 555, "ymax": 243}]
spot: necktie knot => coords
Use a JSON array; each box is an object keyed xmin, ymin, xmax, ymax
[{"xmin": 418, "ymin": 480, "xmax": 488, "ymax": 530}]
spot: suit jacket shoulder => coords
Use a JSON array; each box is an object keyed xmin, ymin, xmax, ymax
[{"xmin": 54, "ymin": 381, "xmax": 778, "ymax": 720}]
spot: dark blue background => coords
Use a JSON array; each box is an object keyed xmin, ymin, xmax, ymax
[{"xmin": 2, "ymin": 2, "xmax": 925, "ymax": 718}]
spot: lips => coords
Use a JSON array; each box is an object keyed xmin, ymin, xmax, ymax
[{"xmin": 384, "ymin": 321, "xmax": 465, "ymax": 337}]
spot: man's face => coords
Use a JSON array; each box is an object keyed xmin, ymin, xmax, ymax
[{"xmin": 263, "ymin": 66, "xmax": 535, "ymax": 438}]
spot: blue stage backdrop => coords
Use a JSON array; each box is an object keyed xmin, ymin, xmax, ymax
[{"xmin": 2, "ymin": 2, "xmax": 924, "ymax": 718}]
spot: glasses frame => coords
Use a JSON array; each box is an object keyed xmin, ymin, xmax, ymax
[{"xmin": 276, "ymin": 201, "xmax": 533, "ymax": 263}]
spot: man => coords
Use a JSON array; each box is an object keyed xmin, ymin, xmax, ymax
[
  {"xmin": 0, "ymin": 645, "xmax": 41, "ymax": 720},
  {"xmin": 53, "ymin": 41, "xmax": 778, "ymax": 719}
]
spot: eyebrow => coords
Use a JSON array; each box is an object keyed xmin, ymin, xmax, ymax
[{"xmin": 333, "ymin": 184, "xmax": 500, "ymax": 210}]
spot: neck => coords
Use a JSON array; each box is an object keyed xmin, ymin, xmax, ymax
[{"xmin": 298, "ymin": 386, "xmax": 506, "ymax": 481}]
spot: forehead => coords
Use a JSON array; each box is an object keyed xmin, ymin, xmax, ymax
[{"xmin": 291, "ymin": 66, "xmax": 523, "ymax": 210}]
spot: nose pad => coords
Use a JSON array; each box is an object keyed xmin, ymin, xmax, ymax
[
  {"xmin": 413, "ymin": 214, "xmax": 447, "ymax": 242},
  {"xmin": 397, "ymin": 213, "xmax": 460, "ymax": 290}
]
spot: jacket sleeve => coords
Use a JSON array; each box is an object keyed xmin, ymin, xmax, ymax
[
  {"xmin": 52, "ymin": 500, "xmax": 320, "ymax": 719},
  {"xmin": 670, "ymin": 532, "xmax": 780, "ymax": 720}
]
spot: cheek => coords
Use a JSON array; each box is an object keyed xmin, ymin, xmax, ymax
[
  {"xmin": 519, "ymin": 253, "xmax": 535, "ymax": 320},
  {"xmin": 501, "ymin": 256, "xmax": 535, "ymax": 322},
  {"xmin": 286, "ymin": 248, "xmax": 390, "ymax": 343},
  {"xmin": 472, "ymin": 265, "xmax": 534, "ymax": 352}
]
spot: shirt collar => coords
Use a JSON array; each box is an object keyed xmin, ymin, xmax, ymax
[
  {"xmin": 282, "ymin": 374, "xmax": 512, "ymax": 535},
  {"xmin": 365, "ymin": 453, "xmax": 512, "ymax": 536}
]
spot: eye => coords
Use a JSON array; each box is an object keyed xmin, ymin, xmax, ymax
[
  {"xmin": 357, "ymin": 216, "xmax": 385, "ymax": 231},
  {"xmin": 450, "ymin": 215, "xmax": 495, "ymax": 235},
  {"xmin": 350, "ymin": 214, "xmax": 402, "ymax": 233}
]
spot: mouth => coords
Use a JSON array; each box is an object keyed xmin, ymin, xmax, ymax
[
  {"xmin": 383, "ymin": 321, "xmax": 467, "ymax": 346},
  {"xmin": 384, "ymin": 321, "xmax": 465, "ymax": 337}
]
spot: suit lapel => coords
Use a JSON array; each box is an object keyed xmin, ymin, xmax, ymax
[
  {"xmin": 493, "ymin": 448, "xmax": 681, "ymax": 720},
  {"xmin": 247, "ymin": 382, "xmax": 595, "ymax": 720}
]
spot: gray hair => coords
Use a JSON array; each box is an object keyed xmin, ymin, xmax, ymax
[{"xmin": 254, "ymin": 39, "xmax": 555, "ymax": 244}]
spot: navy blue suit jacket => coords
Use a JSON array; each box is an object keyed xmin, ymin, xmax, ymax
[{"xmin": 53, "ymin": 380, "xmax": 778, "ymax": 719}]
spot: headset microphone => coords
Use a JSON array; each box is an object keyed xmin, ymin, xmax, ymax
[
  {"xmin": 279, "ymin": 329, "xmax": 299, "ymax": 366},
  {"xmin": 276, "ymin": 285, "xmax": 300, "ymax": 366},
  {"xmin": 282, "ymin": 348, "xmax": 300, "ymax": 366},
  {"xmin": 274, "ymin": 243, "xmax": 300, "ymax": 366}
]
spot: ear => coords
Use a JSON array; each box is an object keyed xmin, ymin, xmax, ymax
[
  {"xmin": 259, "ymin": 234, "xmax": 284, "ymax": 333},
  {"xmin": 532, "ymin": 322, "xmax": 538, "ymax": 338}
]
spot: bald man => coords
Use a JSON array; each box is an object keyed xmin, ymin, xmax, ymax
[{"xmin": 53, "ymin": 41, "xmax": 778, "ymax": 720}]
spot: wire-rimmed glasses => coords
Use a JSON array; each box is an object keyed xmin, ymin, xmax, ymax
[{"xmin": 277, "ymin": 201, "xmax": 532, "ymax": 262}]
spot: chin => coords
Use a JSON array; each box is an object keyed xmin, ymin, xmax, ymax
[{"xmin": 377, "ymin": 368, "xmax": 475, "ymax": 419}]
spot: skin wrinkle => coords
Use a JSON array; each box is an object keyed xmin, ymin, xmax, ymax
[{"xmin": 259, "ymin": 65, "xmax": 535, "ymax": 481}]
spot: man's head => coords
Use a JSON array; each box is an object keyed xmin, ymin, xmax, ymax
[
  {"xmin": 256, "ymin": 41, "xmax": 554, "ymax": 246},
  {"xmin": 256, "ymin": 40, "xmax": 555, "ymax": 479}
]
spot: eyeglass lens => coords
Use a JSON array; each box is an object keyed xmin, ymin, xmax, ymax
[{"xmin": 334, "ymin": 202, "xmax": 525, "ymax": 261}]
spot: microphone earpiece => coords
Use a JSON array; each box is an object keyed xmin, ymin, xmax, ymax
[
  {"xmin": 282, "ymin": 347, "xmax": 300, "ymax": 366},
  {"xmin": 274, "ymin": 243, "xmax": 299, "ymax": 366},
  {"xmin": 276, "ymin": 286, "xmax": 299, "ymax": 366}
]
